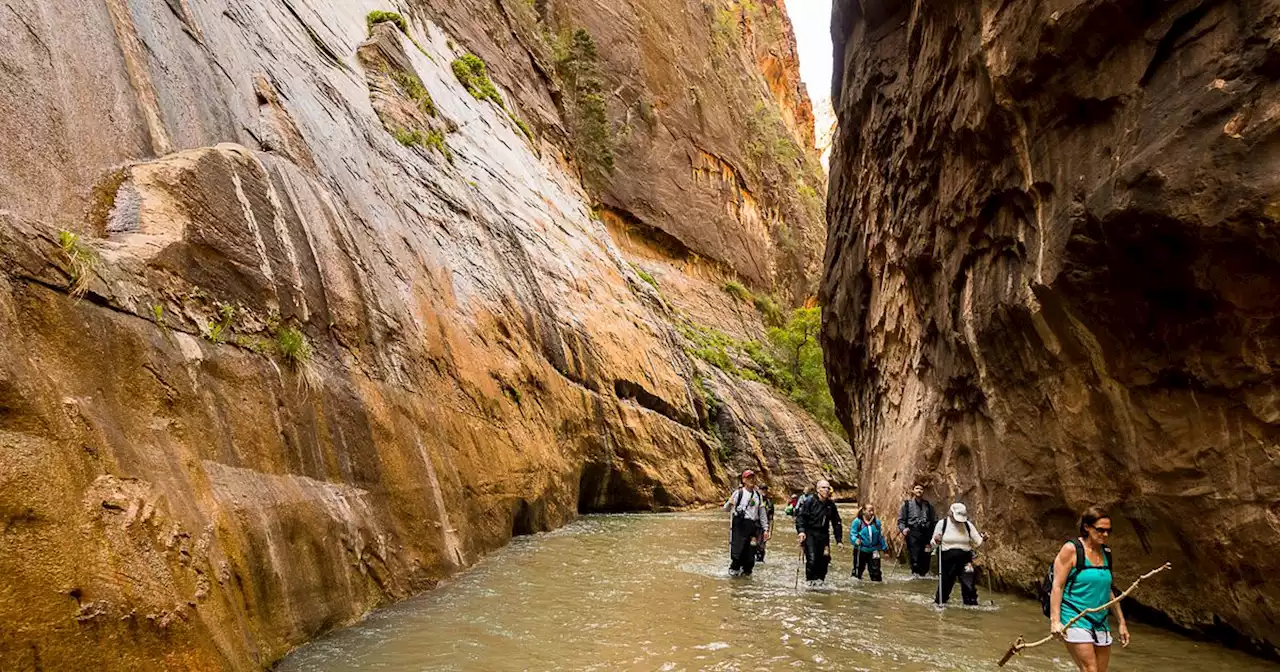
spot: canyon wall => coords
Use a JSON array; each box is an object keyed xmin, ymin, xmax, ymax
[
  {"xmin": 0, "ymin": 0, "xmax": 847, "ymax": 668},
  {"xmin": 824, "ymin": 0, "xmax": 1279, "ymax": 655}
]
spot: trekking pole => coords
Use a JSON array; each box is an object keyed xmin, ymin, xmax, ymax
[
  {"xmin": 936, "ymin": 545, "xmax": 944, "ymax": 608},
  {"xmin": 997, "ymin": 562, "xmax": 1172, "ymax": 666},
  {"xmin": 794, "ymin": 545, "xmax": 803, "ymax": 590}
]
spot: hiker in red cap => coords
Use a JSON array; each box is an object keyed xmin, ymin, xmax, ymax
[{"xmin": 721, "ymin": 469, "xmax": 770, "ymax": 576}]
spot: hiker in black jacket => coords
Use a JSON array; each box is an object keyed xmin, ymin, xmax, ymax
[
  {"xmin": 897, "ymin": 483, "xmax": 937, "ymax": 577},
  {"xmin": 794, "ymin": 479, "xmax": 842, "ymax": 582}
]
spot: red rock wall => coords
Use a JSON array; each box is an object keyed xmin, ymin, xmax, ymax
[
  {"xmin": 823, "ymin": 0, "xmax": 1280, "ymax": 655},
  {"xmin": 0, "ymin": 0, "xmax": 847, "ymax": 668}
]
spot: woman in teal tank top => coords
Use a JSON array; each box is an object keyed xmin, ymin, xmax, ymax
[{"xmin": 1049, "ymin": 506, "xmax": 1131, "ymax": 672}]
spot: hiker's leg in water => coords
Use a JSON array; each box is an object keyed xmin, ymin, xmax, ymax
[
  {"xmin": 1064, "ymin": 641, "xmax": 1100, "ymax": 672},
  {"xmin": 729, "ymin": 551, "xmax": 743, "ymax": 574},
  {"xmin": 740, "ymin": 544, "xmax": 757, "ymax": 575},
  {"xmin": 959, "ymin": 555, "xmax": 978, "ymax": 604},
  {"xmin": 905, "ymin": 532, "xmax": 923, "ymax": 574},
  {"xmin": 804, "ymin": 535, "xmax": 829, "ymax": 581},
  {"xmin": 910, "ymin": 530, "xmax": 931, "ymax": 575},
  {"xmin": 935, "ymin": 549, "xmax": 962, "ymax": 603},
  {"xmin": 815, "ymin": 543, "xmax": 830, "ymax": 580},
  {"xmin": 1094, "ymin": 643, "xmax": 1111, "ymax": 672},
  {"xmin": 868, "ymin": 553, "xmax": 882, "ymax": 581}
]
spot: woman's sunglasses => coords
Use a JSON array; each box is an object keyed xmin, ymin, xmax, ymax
[{"xmin": 1090, "ymin": 525, "xmax": 1112, "ymax": 534}]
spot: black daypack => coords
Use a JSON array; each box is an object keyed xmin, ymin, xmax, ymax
[
  {"xmin": 939, "ymin": 517, "xmax": 974, "ymax": 542},
  {"xmin": 1038, "ymin": 539, "xmax": 1112, "ymax": 617}
]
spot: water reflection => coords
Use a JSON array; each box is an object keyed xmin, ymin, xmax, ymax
[{"xmin": 278, "ymin": 511, "xmax": 1275, "ymax": 671}]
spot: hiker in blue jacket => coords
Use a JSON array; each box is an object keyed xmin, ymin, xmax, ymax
[{"xmin": 850, "ymin": 504, "xmax": 887, "ymax": 581}]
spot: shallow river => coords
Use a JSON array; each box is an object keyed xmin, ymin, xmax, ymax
[{"xmin": 278, "ymin": 510, "xmax": 1275, "ymax": 671}]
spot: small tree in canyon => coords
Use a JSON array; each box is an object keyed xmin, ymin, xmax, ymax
[
  {"xmin": 767, "ymin": 307, "xmax": 842, "ymax": 437},
  {"xmin": 554, "ymin": 28, "xmax": 614, "ymax": 187}
]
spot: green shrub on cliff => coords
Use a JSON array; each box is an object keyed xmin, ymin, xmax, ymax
[
  {"xmin": 509, "ymin": 113, "xmax": 534, "ymax": 141},
  {"xmin": 393, "ymin": 127, "xmax": 453, "ymax": 162},
  {"xmin": 390, "ymin": 70, "xmax": 436, "ymax": 117},
  {"xmin": 767, "ymin": 307, "xmax": 842, "ymax": 436},
  {"xmin": 722, "ymin": 280, "xmax": 752, "ymax": 303},
  {"xmin": 205, "ymin": 303, "xmax": 236, "ymax": 344},
  {"xmin": 366, "ymin": 10, "xmax": 408, "ymax": 35},
  {"xmin": 452, "ymin": 54, "xmax": 504, "ymax": 107},
  {"xmin": 753, "ymin": 294, "xmax": 784, "ymax": 327},
  {"xmin": 679, "ymin": 307, "xmax": 843, "ymax": 438},
  {"xmin": 630, "ymin": 263, "xmax": 659, "ymax": 289},
  {"xmin": 276, "ymin": 327, "xmax": 312, "ymax": 366},
  {"xmin": 553, "ymin": 28, "xmax": 614, "ymax": 187},
  {"xmin": 57, "ymin": 230, "xmax": 98, "ymax": 299}
]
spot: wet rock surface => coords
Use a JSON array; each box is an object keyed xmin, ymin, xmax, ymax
[
  {"xmin": 824, "ymin": 0, "xmax": 1280, "ymax": 656},
  {"xmin": 0, "ymin": 0, "xmax": 844, "ymax": 669}
]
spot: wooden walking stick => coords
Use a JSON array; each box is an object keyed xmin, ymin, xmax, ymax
[{"xmin": 997, "ymin": 562, "xmax": 1172, "ymax": 667}]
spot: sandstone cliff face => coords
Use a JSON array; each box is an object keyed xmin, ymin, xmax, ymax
[
  {"xmin": 824, "ymin": 0, "xmax": 1280, "ymax": 655},
  {"xmin": 527, "ymin": 0, "xmax": 828, "ymax": 295},
  {"xmin": 0, "ymin": 0, "xmax": 847, "ymax": 669}
]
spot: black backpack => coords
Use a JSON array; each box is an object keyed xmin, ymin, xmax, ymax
[{"xmin": 1038, "ymin": 539, "xmax": 1112, "ymax": 617}]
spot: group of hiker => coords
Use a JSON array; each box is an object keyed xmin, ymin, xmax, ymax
[{"xmin": 722, "ymin": 472, "xmax": 1131, "ymax": 671}]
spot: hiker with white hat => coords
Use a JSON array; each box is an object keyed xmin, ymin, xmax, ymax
[{"xmin": 928, "ymin": 502, "xmax": 984, "ymax": 605}]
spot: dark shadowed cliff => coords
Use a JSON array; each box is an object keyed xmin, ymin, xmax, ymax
[{"xmin": 824, "ymin": 0, "xmax": 1279, "ymax": 656}]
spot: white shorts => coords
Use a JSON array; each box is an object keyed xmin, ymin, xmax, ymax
[{"xmin": 1063, "ymin": 628, "xmax": 1112, "ymax": 646}]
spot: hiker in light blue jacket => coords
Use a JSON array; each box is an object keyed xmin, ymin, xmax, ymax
[{"xmin": 850, "ymin": 504, "xmax": 887, "ymax": 581}]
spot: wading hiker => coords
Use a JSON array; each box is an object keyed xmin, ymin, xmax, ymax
[
  {"xmin": 795, "ymin": 479, "xmax": 842, "ymax": 583},
  {"xmin": 722, "ymin": 470, "xmax": 770, "ymax": 576},
  {"xmin": 1049, "ymin": 506, "xmax": 1130, "ymax": 671},
  {"xmin": 929, "ymin": 502, "xmax": 984, "ymax": 605},
  {"xmin": 897, "ymin": 484, "xmax": 937, "ymax": 578},
  {"xmin": 849, "ymin": 504, "xmax": 887, "ymax": 581},
  {"xmin": 755, "ymin": 484, "xmax": 775, "ymax": 564}
]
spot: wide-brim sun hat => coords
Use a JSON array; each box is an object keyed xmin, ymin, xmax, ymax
[{"xmin": 950, "ymin": 502, "xmax": 968, "ymax": 522}]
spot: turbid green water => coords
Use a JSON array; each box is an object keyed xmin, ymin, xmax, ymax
[{"xmin": 278, "ymin": 510, "xmax": 1276, "ymax": 671}]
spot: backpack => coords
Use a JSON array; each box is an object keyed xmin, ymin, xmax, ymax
[
  {"xmin": 939, "ymin": 517, "xmax": 973, "ymax": 541},
  {"xmin": 1038, "ymin": 539, "xmax": 1113, "ymax": 617}
]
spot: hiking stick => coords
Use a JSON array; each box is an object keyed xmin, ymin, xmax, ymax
[
  {"xmin": 794, "ymin": 545, "xmax": 803, "ymax": 590},
  {"xmin": 884, "ymin": 528, "xmax": 904, "ymax": 580},
  {"xmin": 936, "ymin": 545, "xmax": 944, "ymax": 608},
  {"xmin": 997, "ymin": 562, "xmax": 1172, "ymax": 667}
]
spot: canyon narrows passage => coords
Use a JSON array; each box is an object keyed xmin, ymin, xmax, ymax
[
  {"xmin": 1, "ymin": 0, "xmax": 1278, "ymax": 669},
  {"xmin": 276, "ymin": 511, "xmax": 1279, "ymax": 671},
  {"xmin": 0, "ymin": 0, "xmax": 848, "ymax": 668}
]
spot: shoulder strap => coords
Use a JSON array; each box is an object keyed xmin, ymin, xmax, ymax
[
  {"xmin": 1070, "ymin": 538, "xmax": 1086, "ymax": 571},
  {"xmin": 941, "ymin": 518, "xmax": 949, "ymax": 536},
  {"xmin": 733, "ymin": 489, "xmax": 742, "ymax": 509},
  {"xmin": 1103, "ymin": 545, "xmax": 1113, "ymax": 570}
]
